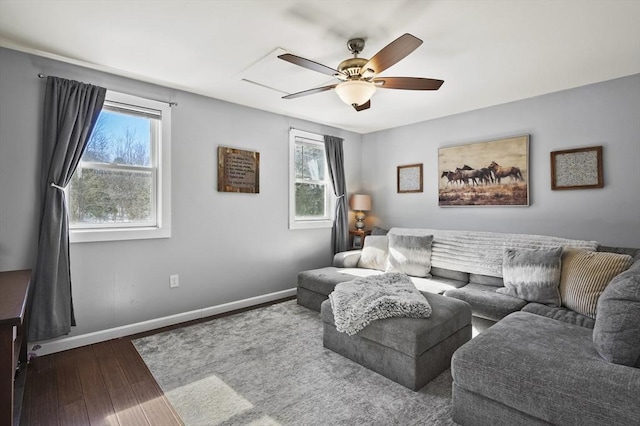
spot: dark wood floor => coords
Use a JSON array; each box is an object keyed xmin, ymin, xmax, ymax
[
  {"xmin": 20, "ymin": 297, "xmax": 296, "ymax": 425},
  {"xmin": 21, "ymin": 338, "xmax": 183, "ymax": 426}
]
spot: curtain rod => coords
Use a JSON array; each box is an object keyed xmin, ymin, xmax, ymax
[{"xmin": 37, "ymin": 73, "xmax": 178, "ymax": 107}]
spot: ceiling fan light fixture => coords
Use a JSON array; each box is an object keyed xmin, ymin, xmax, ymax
[
  {"xmin": 361, "ymin": 68, "xmax": 375, "ymax": 79},
  {"xmin": 335, "ymin": 80, "xmax": 376, "ymax": 107}
]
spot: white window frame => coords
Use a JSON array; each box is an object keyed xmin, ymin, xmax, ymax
[
  {"xmin": 289, "ymin": 129, "xmax": 335, "ymax": 230},
  {"xmin": 69, "ymin": 91, "xmax": 171, "ymax": 243}
]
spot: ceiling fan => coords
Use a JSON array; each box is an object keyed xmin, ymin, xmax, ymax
[{"xmin": 278, "ymin": 33, "xmax": 444, "ymax": 112}]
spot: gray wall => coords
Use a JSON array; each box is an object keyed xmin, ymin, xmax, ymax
[
  {"xmin": 0, "ymin": 47, "xmax": 363, "ymax": 337},
  {"xmin": 362, "ymin": 74, "xmax": 640, "ymax": 247},
  {"xmin": 2, "ymin": 46, "xmax": 638, "ymax": 344}
]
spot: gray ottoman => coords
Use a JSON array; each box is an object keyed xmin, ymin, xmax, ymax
[{"xmin": 321, "ymin": 292, "xmax": 472, "ymax": 391}]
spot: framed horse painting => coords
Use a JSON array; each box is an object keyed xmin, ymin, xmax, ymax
[{"xmin": 438, "ymin": 135, "xmax": 529, "ymax": 206}]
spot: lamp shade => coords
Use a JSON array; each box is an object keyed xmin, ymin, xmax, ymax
[
  {"xmin": 335, "ymin": 80, "xmax": 376, "ymax": 106},
  {"xmin": 350, "ymin": 194, "xmax": 371, "ymax": 211}
]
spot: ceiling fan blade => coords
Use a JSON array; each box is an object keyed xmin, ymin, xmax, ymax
[
  {"xmin": 278, "ymin": 53, "xmax": 343, "ymax": 77},
  {"xmin": 374, "ymin": 77, "xmax": 444, "ymax": 90},
  {"xmin": 282, "ymin": 84, "xmax": 337, "ymax": 99},
  {"xmin": 354, "ymin": 100, "xmax": 371, "ymax": 112},
  {"xmin": 362, "ymin": 33, "xmax": 423, "ymax": 75}
]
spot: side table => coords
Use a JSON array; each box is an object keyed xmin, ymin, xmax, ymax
[{"xmin": 349, "ymin": 229, "xmax": 372, "ymax": 249}]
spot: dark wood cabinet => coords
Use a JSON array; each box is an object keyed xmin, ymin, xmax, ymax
[{"xmin": 0, "ymin": 269, "xmax": 31, "ymax": 426}]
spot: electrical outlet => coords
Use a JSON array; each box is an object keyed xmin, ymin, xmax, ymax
[{"xmin": 170, "ymin": 274, "xmax": 179, "ymax": 288}]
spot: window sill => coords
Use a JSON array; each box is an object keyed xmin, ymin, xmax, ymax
[
  {"xmin": 289, "ymin": 219, "xmax": 333, "ymax": 230},
  {"xmin": 70, "ymin": 226, "xmax": 171, "ymax": 243}
]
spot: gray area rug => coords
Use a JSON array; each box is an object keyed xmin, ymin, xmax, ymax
[{"xmin": 133, "ymin": 300, "xmax": 455, "ymax": 426}]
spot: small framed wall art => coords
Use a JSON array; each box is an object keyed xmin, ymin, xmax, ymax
[
  {"xmin": 218, "ymin": 146, "xmax": 260, "ymax": 193},
  {"xmin": 397, "ymin": 163, "xmax": 423, "ymax": 193},
  {"xmin": 550, "ymin": 146, "xmax": 603, "ymax": 190}
]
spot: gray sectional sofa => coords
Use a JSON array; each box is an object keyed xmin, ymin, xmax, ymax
[{"xmin": 297, "ymin": 227, "xmax": 640, "ymax": 425}]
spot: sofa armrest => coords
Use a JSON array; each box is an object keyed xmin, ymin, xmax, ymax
[
  {"xmin": 333, "ymin": 250, "xmax": 362, "ymax": 268},
  {"xmin": 451, "ymin": 311, "xmax": 640, "ymax": 425}
]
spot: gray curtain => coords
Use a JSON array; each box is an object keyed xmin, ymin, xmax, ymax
[
  {"xmin": 29, "ymin": 77, "xmax": 106, "ymax": 341},
  {"xmin": 324, "ymin": 135, "xmax": 348, "ymax": 254}
]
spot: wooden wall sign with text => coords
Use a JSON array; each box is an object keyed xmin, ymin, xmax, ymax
[{"xmin": 217, "ymin": 146, "xmax": 260, "ymax": 193}]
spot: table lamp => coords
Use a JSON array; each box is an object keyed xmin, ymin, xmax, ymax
[{"xmin": 350, "ymin": 194, "xmax": 371, "ymax": 230}]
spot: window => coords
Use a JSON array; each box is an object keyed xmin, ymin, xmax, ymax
[
  {"xmin": 289, "ymin": 129, "xmax": 334, "ymax": 229},
  {"xmin": 68, "ymin": 91, "xmax": 171, "ymax": 242}
]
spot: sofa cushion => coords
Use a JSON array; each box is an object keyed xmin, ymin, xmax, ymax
[
  {"xmin": 497, "ymin": 246, "xmax": 562, "ymax": 306},
  {"xmin": 357, "ymin": 235, "xmax": 388, "ymax": 271},
  {"xmin": 298, "ymin": 267, "xmax": 375, "ymax": 296},
  {"xmin": 522, "ymin": 303, "xmax": 595, "ymax": 329},
  {"xmin": 451, "ymin": 311, "xmax": 640, "ymax": 425},
  {"xmin": 593, "ymin": 260, "xmax": 640, "ymax": 367},
  {"xmin": 444, "ymin": 283, "xmax": 527, "ymax": 321},
  {"xmin": 469, "ymin": 273, "xmax": 503, "ymax": 287},
  {"xmin": 560, "ymin": 248, "xmax": 633, "ymax": 318},
  {"xmin": 431, "ymin": 266, "xmax": 470, "ymax": 283},
  {"xmin": 410, "ymin": 275, "xmax": 468, "ymax": 294},
  {"xmin": 332, "ymin": 250, "xmax": 362, "ymax": 268},
  {"xmin": 386, "ymin": 233, "xmax": 433, "ymax": 278}
]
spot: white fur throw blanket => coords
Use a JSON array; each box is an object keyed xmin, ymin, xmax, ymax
[
  {"xmin": 329, "ymin": 273, "xmax": 432, "ymax": 336},
  {"xmin": 389, "ymin": 228, "xmax": 599, "ymax": 278}
]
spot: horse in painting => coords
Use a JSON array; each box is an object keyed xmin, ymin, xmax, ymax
[
  {"xmin": 488, "ymin": 161, "xmax": 523, "ymax": 183},
  {"xmin": 441, "ymin": 170, "xmax": 464, "ymax": 185},
  {"xmin": 457, "ymin": 165, "xmax": 493, "ymax": 185}
]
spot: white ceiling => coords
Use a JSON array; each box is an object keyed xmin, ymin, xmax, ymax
[{"xmin": 1, "ymin": 1, "xmax": 639, "ymax": 134}]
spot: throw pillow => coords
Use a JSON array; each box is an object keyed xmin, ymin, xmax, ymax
[
  {"xmin": 357, "ymin": 236, "xmax": 389, "ymax": 271},
  {"xmin": 370, "ymin": 226, "xmax": 389, "ymax": 236},
  {"xmin": 593, "ymin": 261, "xmax": 640, "ymax": 367},
  {"xmin": 497, "ymin": 246, "xmax": 563, "ymax": 306},
  {"xmin": 560, "ymin": 248, "xmax": 633, "ymax": 319},
  {"xmin": 385, "ymin": 234, "xmax": 433, "ymax": 278}
]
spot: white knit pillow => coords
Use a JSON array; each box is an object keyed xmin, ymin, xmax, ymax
[
  {"xmin": 357, "ymin": 236, "xmax": 389, "ymax": 271},
  {"xmin": 385, "ymin": 234, "xmax": 433, "ymax": 278}
]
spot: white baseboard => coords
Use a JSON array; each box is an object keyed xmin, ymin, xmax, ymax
[{"xmin": 30, "ymin": 288, "xmax": 297, "ymax": 357}]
